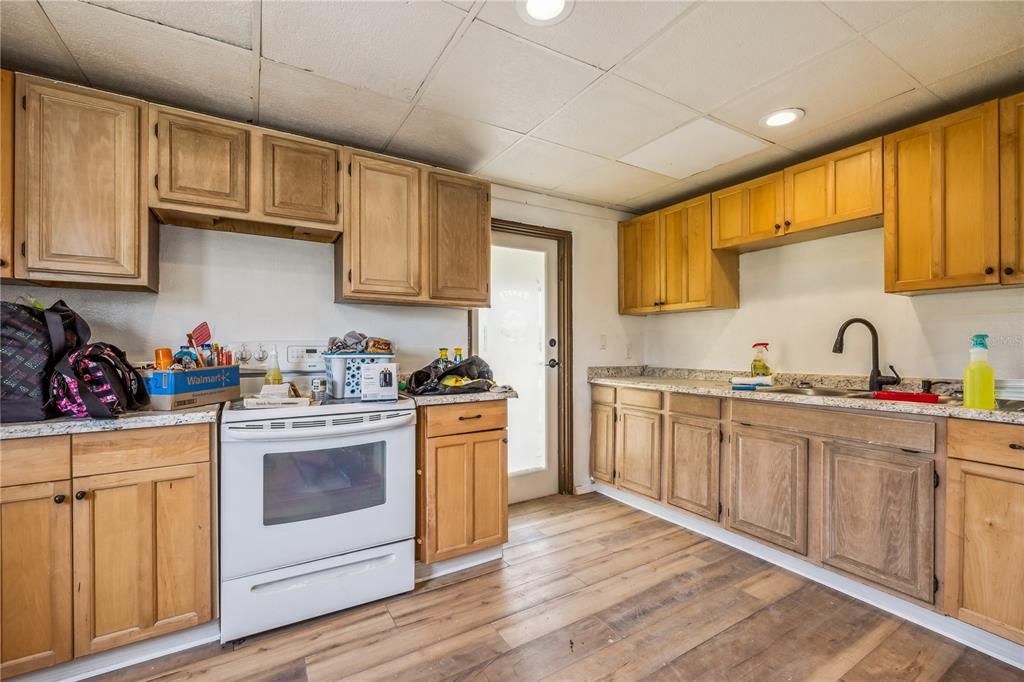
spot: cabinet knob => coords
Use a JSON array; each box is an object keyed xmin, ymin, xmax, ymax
[
  {"xmin": 53, "ymin": 494, "xmax": 66, "ymax": 504},
  {"xmin": 985, "ymin": 266, "xmax": 995, "ymax": 275},
  {"xmin": 502, "ymin": 438, "xmax": 509, "ymax": 443},
  {"xmin": 784, "ymin": 220, "xmax": 791, "ymax": 227},
  {"xmin": 74, "ymin": 490, "xmax": 87, "ymax": 500},
  {"xmin": 1005, "ymin": 266, "xmax": 1015, "ymax": 276},
  {"xmin": 774, "ymin": 224, "xmax": 781, "ymax": 232}
]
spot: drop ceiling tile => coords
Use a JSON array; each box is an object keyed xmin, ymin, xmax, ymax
[
  {"xmin": 84, "ymin": 0, "xmax": 254, "ymax": 49},
  {"xmin": 824, "ymin": 1, "xmax": 916, "ymax": 32},
  {"xmin": 620, "ymin": 117, "xmax": 768, "ymax": 180},
  {"xmin": 475, "ymin": 0, "xmax": 693, "ymax": 70},
  {"xmin": 477, "ymin": 138, "xmax": 607, "ymax": 190},
  {"xmin": 0, "ymin": 1, "xmax": 83, "ymax": 82},
  {"xmin": 262, "ymin": 1, "xmax": 465, "ymax": 102},
  {"xmin": 927, "ymin": 48, "xmax": 1024, "ymax": 107},
  {"xmin": 784, "ymin": 88, "xmax": 945, "ymax": 154},
  {"xmin": 41, "ymin": 0, "xmax": 255, "ymax": 119},
  {"xmin": 259, "ymin": 60, "xmax": 410, "ymax": 150},
  {"xmin": 533, "ymin": 75, "xmax": 699, "ymax": 159},
  {"xmin": 616, "ymin": 2, "xmax": 857, "ymax": 112},
  {"xmin": 386, "ymin": 106, "xmax": 521, "ymax": 173},
  {"xmin": 555, "ymin": 159, "xmax": 675, "ymax": 205},
  {"xmin": 714, "ymin": 39, "xmax": 918, "ymax": 146},
  {"xmin": 418, "ymin": 21, "xmax": 601, "ymax": 133},
  {"xmin": 622, "ymin": 178, "xmax": 702, "ymax": 212},
  {"xmin": 866, "ymin": 1, "xmax": 1024, "ymax": 85}
]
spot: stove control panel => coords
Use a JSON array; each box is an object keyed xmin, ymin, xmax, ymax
[{"xmin": 227, "ymin": 340, "xmax": 326, "ymax": 372}]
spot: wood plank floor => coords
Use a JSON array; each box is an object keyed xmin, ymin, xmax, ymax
[{"xmin": 106, "ymin": 494, "xmax": 1023, "ymax": 682}]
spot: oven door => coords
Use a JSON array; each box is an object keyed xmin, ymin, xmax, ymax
[{"xmin": 220, "ymin": 413, "xmax": 415, "ymax": 580}]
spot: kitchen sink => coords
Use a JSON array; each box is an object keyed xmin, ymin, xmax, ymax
[{"xmin": 759, "ymin": 386, "xmax": 866, "ymax": 397}]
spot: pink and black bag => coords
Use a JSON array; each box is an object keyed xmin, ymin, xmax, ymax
[{"xmin": 50, "ymin": 343, "xmax": 149, "ymax": 419}]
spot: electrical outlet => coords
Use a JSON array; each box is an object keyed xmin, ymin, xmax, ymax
[
  {"xmin": 625, "ymin": 343, "xmax": 633, "ymax": 360},
  {"xmin": 599, "ymin": 334, "xmax": 607, "ymax": 350}
]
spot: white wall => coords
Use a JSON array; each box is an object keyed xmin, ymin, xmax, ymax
[{"xmin": 643, "ymin": 229, "xmax": 1024, "ymax": 380}]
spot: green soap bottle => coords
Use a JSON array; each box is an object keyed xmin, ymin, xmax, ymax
[{"xmin": 963, "ymin": 334, "xmax": 995, "ymax": 410}]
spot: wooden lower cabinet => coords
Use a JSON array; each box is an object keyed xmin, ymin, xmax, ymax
[
  {"xmin": 945, "ymin": 458, "xmax": 1024, "ymax": 644},
  {"xmin": 0, "ymin": 480, "xmax": 72, "ymax": 677},
  {"xmin": 73, "ymin": 463, "xmax": 211, "ymax": 656},
  {"xmin": 616, "ymin": 408, "xmax": 662, "ymax": 500},
  {"xmin": 727, "ymin": 425, "xmax": 808, "ymax": 555},
  {"xmin": 664, "ymin": 413, "xmax": 719, "ymax": 520},
  {"xmin": 590, "ymin": 402, "xmax": 615, "ymax": 485},
  {"xmin": 822, "ymin": 442, "xmax": 934, "ymax": 602}
]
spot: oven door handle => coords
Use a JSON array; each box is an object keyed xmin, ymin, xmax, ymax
[{"xmin": 223, "ymin": 412, "xmax": 415, "ymax": 441}]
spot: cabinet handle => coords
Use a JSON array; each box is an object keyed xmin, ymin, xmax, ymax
[
  {"xmin": 1005, "ymin": 267, "xmax": 1015, "ymax": 276},
  {"xmin": 458, "ymin": 414, "xmax": 482, "ymax": 421},
  {"xmin": 53, "ymin": 494, "xmax": 65, "ymax": 504},
  {"xmin": 74, "ymin": 490, "xmax": 87, "ymax": 500},
  {"xmin": 985, "ymin": 266, "xmax": 995, "ymax": 275},
  {"xmin": 1010, "ymin": 443, "xmax": 1024, "ymax": 451}
]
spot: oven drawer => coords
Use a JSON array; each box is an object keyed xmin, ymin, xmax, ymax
[
  {"xmin": 423, "ymin": 400, "xmax": 508, "ymax": 438},
  {"xmin": 220, "ymin": 539, "xmax": 414, "ymax": 642}
]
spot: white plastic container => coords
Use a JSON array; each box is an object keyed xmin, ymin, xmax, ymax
[{"xmin": 323, "ymin": 353, "xmax": 396, "ymax": 398}]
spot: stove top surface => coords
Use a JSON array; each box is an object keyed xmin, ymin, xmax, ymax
[{"xmin": 221, "ymin": 395, "xmax": 415, "ymax": 423}]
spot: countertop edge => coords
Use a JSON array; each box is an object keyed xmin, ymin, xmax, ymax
[
  {"xmin": 406, "ymin": 390, "xmax": 518, "ymax": 407},
  {"xmin": 0, "ymin": 407, "xmax": 221, "ymax": 440},
  {"xmin": 590, "ymin": 377, "xmax": 1024, "ymax": 425}
]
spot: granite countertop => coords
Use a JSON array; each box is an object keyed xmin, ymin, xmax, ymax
[
  {"xmin": 404, "ymin": 388, "xmax": 518, "ymax": 407},
  {"xmin": 0, "ymin": 404, "xmax": 221, "ymax": 440},
  {"xmin": 590, "ymin": 375, "xmax": 1024, "ymax": 426}
]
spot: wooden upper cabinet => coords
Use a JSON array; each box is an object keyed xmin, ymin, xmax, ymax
[
  {"xmin": 712, "ymin": 172, "xmax": 783, "ymax": 249},
  {"xmin": 0, "ymin": 481, "xmax": 73, "ymax": 678},
  {"xmin": 664, "ymin": 413, "xmax": 720, "ymax": 520},
  {"xmin": 660, "ymin": 194, "xmax": 738, "ymax": 312},
  {"xmin": 618, "ymin": 213, "xmax": 660, "ymax": 314},
  {"xmin": 428, "ymin": 172, "xmax": 490, "ymax": 305},
  {"xmin": 15, "ymin": 75, "xmax": 154, "ymax": 289},
  {"xmin": 822, "ymin": 443, "xmax": 934, "ymax": 602},
  {"xmin": 1, "ymin": 70, "xmax": 13, "ymax": 279},
  {"xmin": 884, "ymin": 100, "xmax": 1000, "ymax": 293},
  {"xmin": 154, "ymin": 108, "xmax": 248, "ymax": 211},
  {"xmin": 72, "ymin": 463, "xmax": 211, "ymax": 656},
  {"xmin": 727, "ymin": 425, "xmax": 808, "ymax": 555},
  {"xmin": 590, "ymin": 401, "xmax": 615, "ymax": 485},
  {"xmin": 1001, "ymin": 93, "xmax": 1024, "ymax": 286},
  {"xmin": 262, "ymin": 135, "xmax": 338, "ymax": 223},
  {"xmin": 784, "ymin": 138, "xmax": 882, "ymax": 234},
  {"xmin": 616, "ymin": 407, "xmax": 662, "ymax": 499},
  {"xmin": 344, "ymin": 153, "xmax": 422, "ymax": 298},
  {"xmin": 945, "ymin": 458, "xmax": 1024, "ymax": 644}
]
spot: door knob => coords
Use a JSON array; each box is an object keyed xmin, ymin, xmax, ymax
[{"xmin": 547, "ymin": 359, "xmax": 560, "ymax": 368}]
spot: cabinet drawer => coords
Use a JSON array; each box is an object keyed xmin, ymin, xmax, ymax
[
  {"xmin": 0, "ymin": 435, "xmax": 70, "ymax": 486},
  {"xmin": 668, "ymin": 393, "xmax": 720, "ymax": 419},
  {"xmin": 592, "ymin": 385, "xmax": 615, "ymax": 405},
  {"xmin": 619, "ymin": 388, "xmax": 662, "ymax": 410},
  {"xmin": 423, "ymin": 400, "xmax": 508, "ymax": 438},
  {"xmin": 948, "ymin": 419, "xmax": 1024, "ymax": 469},
  {"xmin": 72, "ymin": 424, "xmax": 210, "ymax": 476}
]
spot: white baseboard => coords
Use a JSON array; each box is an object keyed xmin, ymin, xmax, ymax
[
  {"xmin": 573, "ymin": 482, "xmax": 596, "ymax": 495},
  {"xmin": 414, "ymin": 546, "xmax": 503, "ymax": 582},
  {"xmin": 594, "ymin": 484, "xmax": 1024, "ymax": 671},
  {"xmin": 15, "ymin": 621, "xmax": 221, "ymax": 682}
]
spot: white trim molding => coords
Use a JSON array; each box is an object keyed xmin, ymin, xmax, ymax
[{"xmin": 414, "ymin": 546, "xmax": 503, "ymax": 582}]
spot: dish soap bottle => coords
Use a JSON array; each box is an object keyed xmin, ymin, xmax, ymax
[
  {"xmin": 264, "ymin": 349, "xmax": 283, "ymax": 386},
  {"xmin": 751, "ymin": 342, "xmax": 771, "ymax": 377},
  {"xmin": 963, "ymin": 334, "xmax": 995, "ymax": 410}
]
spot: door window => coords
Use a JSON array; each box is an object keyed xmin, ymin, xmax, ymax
[{"xmin": 263, "ymin": 441, "xmax": 386, "ymax": 525}]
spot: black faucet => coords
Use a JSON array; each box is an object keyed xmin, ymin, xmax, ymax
[{"xmin": 832, "ymin": 318, "xmax": 901, "ymax": 392}]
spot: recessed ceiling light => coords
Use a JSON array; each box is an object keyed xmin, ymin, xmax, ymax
[
  {"xmin": 760, "ymin": 108, "xmax": 805, "ymax": 128},
  {"xmin": 517, "ymin": 0, "xmax": 574, "ymax": 26}
]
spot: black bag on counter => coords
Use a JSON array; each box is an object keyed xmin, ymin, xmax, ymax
[
  {"xmin": 407, "ymin": 355, "xmax": 495, "ymax": 395},
  {"xmin": 0, "ymin": 300, "xmax": 91, "ymax": 422}
]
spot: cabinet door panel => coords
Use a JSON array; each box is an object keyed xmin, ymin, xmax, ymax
[
  {"xmin": 884, "ymin": 101, "xmax": 999, "ymax": 292},
  {"xmin": 348, "ymin": 154, "xmax": 421, "ymax": 297},
  {"xmin": 1, "ymin": 70, "xmax": 12, "ymax": 279},
  {"xmin": 616, "ymin": 408, "xmax": 661, "ymax": 499},
  {"xmin": 784, "ymin": 138, "xmax": 882, "ymax": 234},
  {"xmin": 945, "ymin": 459, "xmax": 1024, "ymax": 644},
  {"xmin": 712, "ymin": 173, "xmax": 783, "ymax": 248},
  {"xmin": 661, "ymin": 203, "xmax": 686, "ymax": 307},
  {"xmin": 156, "ymin": 110, "xmax": 248, "ymax": 211},
  {"xmin": 662, "ymin": 196, "xmax": 713, "ymax": 310},
  {"xmin": 618, "ymin": 214, "xmax": 659, "ymax": 313},
  {"xmin": 18, "ymin": 77, "xmax": 141, "ymax": 278},
  {"xmin": 73, "ymin": 464, "xmax": 211, "ymax": 656},
  {"xmin": 728, "ymin": 425, "xmax": 808, "ymax": 554},
  {"xmin": 1001, "ymin": 93, "xmax": 1024, "ymax": 285},
  {"xmin": 823, "ymin": 443, "xmax": 934, "ymax": 602},
  {"xmin": 0, "ymin": 481, "xmax": 72, "ymax": 678},
  {"xmin": 590, "ymin": 402, "xmax": 615, "ymax": 484},
  {"xmin": 428, "ymin": 172, "xmax": 490, "ymax": 304},
  {"xmin": 665, "ymin": 414, "xmax": 719, "ymax": 520},
  {"xmin": 262, "ymin": 135, "xmax": 337, "ymax": 223},
  {"xmin": 712, "ymin": 188, "xmax": 745, "ymax": 246},
  {"xmin": 748, "ymin": 174, "xmax": 783, "ymax": 241}
]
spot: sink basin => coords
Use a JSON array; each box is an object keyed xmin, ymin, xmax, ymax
[
  {"xmin": 760, "ymin": 386, "xmax": 863, "ymax": 397},
  {"xmin": 996, "ymin": 399, "xmax": 1024, "ymax": 413}
]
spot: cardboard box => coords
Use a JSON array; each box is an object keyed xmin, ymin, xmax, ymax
[
  {"xmin": 144, "ymin": 365, "xmax": 241, "ymax": 411},
  {"xmin": 361, "ymin": 363, "xmax": 398, "ymax": 401}
]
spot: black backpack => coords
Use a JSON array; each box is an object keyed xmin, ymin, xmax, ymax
[{"xmin": 1, "ymin": 300, "xmax": 91, "ymax": 422}]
